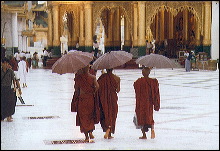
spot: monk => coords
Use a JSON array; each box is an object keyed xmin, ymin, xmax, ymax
[
  {"xmin": 72, "ymin": 65, "xmax": 99, "ymax": 142},
  {"xmin": 133, "ymin": 67, "xmax": 160, "ymax": 139},
  {"xmin": 97, "ymin": 68, "xmax": 120, "ymax": 139}
]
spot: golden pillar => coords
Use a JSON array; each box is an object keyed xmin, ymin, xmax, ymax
[
  {"xmin": 105, "ymin": 10, "xmax": 114, "ymax": 47},
  {"xmin": 138, "ymin": 1, "xmax": 145, "ymax": 46},
  {"xmin": 155, "ymin": 14, "xmax": 159, "ymax": 42},
  {"xmin": 84, "ymin": 2, "xmax": 93, "ymax": 49},
  {"xmin": 79, "ymin": 5, "xmax": 85, "ymax": 46},
  {"xmin": 133, "ymin": 2, "xmax": 138, "ymax": 47},
  {"xmin": 124, "ymin": 17, "xmax": 131, "ymax": 47},
  {"xmin": 52, "ymin": 4, "xmax": 59, "ymax": 46},
  {"xmin": 47, "ymin": 7, "xmax": 53, "ymax": 47},
  {"xmin": 203, "ymin": 1, "xmax": 211, "ymax": 45},
  {"xmin": 169, "ymin": 12, "xmax": 174, "ymax": 39},
  {"xmin": 160, "ymin": 6, "xmax": 164, "ymax": 41},
  {"xmin": 195, "ymin": 18, "xmax": 200, "ymax": 45},
  {"xmin": 113, "ymin": 8, "xmax": 121, "ymax": 48},
  {"xmin": 183, "ymin": 8, "xmax": 188, "ymax": 43}
]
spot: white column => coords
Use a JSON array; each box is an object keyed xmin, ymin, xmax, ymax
[
  {"xmin": 11, "ymin": 13, "xmax": 18, "ymax": 48},
  {"xmin": 211, "ymin": 1, "xmax": 219, "ymax": 60}
]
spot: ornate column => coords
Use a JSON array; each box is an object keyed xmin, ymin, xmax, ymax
[
  {"xmin": 183, "ymin": 8, "xmax": 188, "ymax": 44},
  {"xmin": 79, "ymin": 5, "xmax": 85, "ymax": 49},
  {"xmin": 155, "ymin": 14, "xmax": 159, "ymax": 42},
  {"xmin": 203, "ymin": 1, "xmax": 211, "ymax": 46},
  {"xmin": 195, "ymin": 18, "xmax": 200, "ymax": 46},
  {"xmin": 47, "ymin": 6, "xmax": 53, "ymax": 48},
  {"xmin": 169, "ymin": 12, "xmax": 174, "ymax": 39},
  {"xmin": 105, "ymin": 9, "xmax": 114, "ymax": 52},
  {"xmin": 11, "ymin": 12, "xmax": 18, "ymax": 53},
  {"xmin": 133, "ymin": 2, "xmax": 138, "ymax": 47},
  {"xmin": 52, "ymin": 3, "xmax": 61, "ymax": 56},
  {"xmin": 138, "ymin": 1, "xmax": 146, "ymax": 56},
  {"xmin": 113, "ymin": 8, "xmax": 121, "ymax": 50},
  {"xmin": 124, "ymin": 17, "xmax": 132, "ymax": 52},
  {"xmin": 159, "ymin": 6, "xmax": 164, "ymax": 41},
  {"xmin": 201, "ymin": 1, "xmax": 212, "ymax": 57},
  {"xmin": 84, "ymin": 1, "xmax": 93, "ymax": 52}
]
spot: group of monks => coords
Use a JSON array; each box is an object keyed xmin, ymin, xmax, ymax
[{"xmin": 71, "ymin": 65, "xmax": 160, "ymax": 142}]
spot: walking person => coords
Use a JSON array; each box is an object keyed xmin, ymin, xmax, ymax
[
  {"xmin": 18, "ymin": 56, "xmax": 28, "ymax": 88},
  {"xmin": 185, "ymin": 50, "xmax": 193, "ymax": 72},
  {"xmin": 71, "ymin": 65, "xmax": 100, "ymax": 142},
  {"xmin": 97, "ymin": 68, "xmax": 120, "ymax": 139},
  {"xmin": 42, "ymin": 48, "xmax": 48, "ymax": 67},
  {"xmin": 1, "ymin": 57, "xmax": 21, "ymax": 122},
  {"xmin": 133, "ymin": 67, "xmax": 160, "ymax": 139}
]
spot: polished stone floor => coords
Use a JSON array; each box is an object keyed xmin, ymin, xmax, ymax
[{"xmin": 1, "ymin": 66, "xmax": 219, "ymax": 150}]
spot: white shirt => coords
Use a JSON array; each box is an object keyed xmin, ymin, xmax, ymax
[
  {"xmin": 43, "ymin": 50, "xmax": 48, "ymax": 56},
  {"xmin": 14, "ymin": 53, "xmax": 20, "ymax": 61}
]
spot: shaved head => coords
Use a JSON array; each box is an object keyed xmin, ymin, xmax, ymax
[{"xmin": 142, "ymin": 67, "xmax": 151, "ymax": 77}]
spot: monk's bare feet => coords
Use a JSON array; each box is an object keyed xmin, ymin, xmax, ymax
[
  {"xmin": 139, "ymin": 136, "xmax": 147, "ymax": 139},
  {"xmin": 84, "ymin": 138, "xmax": 89, "ymax": 142},
  {"xmin": 108, "ymin": 136, "xmax": 114, "ymax": 139},
  {"xmin": 89, "ymin": 132, "xmax": 94, "ymax": 139},
  {"xmin": 104, "ymin": 128, "xmax": 110, "ymax": 139},
  {"xmin": 151, "ymin": 130, "xmax": 155, "ymax": 139}
]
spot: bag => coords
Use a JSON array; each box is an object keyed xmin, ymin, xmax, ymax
[{"xmin": 133, "ymin": 113, "xmax": 142, "ymax": 129}]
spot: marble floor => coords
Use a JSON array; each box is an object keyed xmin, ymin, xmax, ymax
[{"xmin": 1, "ymin": 67, "xmax": 219, "ymax": 150}]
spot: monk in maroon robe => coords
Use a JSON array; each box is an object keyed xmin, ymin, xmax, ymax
[
  {"xmin": 133, "ymin": 67, "xmax": 160, "ymax": 139},
  {"xmin": 97, "ymin": 68, "xmax": 120, "ymax": 139},
  {"xmin": 72, "ymin": 65, "xmax": 99, "ymax": 142}
]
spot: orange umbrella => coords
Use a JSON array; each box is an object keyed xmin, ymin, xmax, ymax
[
  {"xmin": 91, "ymin": 51, "xmax": 133, "ymax": 70},
  {"xmin": 136, "ymin": 53, "xmax": 177, "ymax": 69},
  {"xmin": 52, "ymin": 50, "xmax": 93, "ymax": 75}
]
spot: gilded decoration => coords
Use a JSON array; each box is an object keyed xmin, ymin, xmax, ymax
[
  {"xmin": 92, "ymin": 2, "xmax": 133, "ymax": 38},
  {"xmin": 59, "ymin": 4, "xmax": 80, "ymax": 38},
  {"xmin": 146, "ymin": 1, "xmax": 203, "ymax": 36}
]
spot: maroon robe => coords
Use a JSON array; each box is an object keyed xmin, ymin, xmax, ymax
[
  {"xmin": 97, "ymin": 73, "xmax": 119, "ymax": 134},
  {"xmin": 133, "ymin": 77, "xmax": 160, "ymax": 127},
  {"xmin": 73, "ymin": 73, "xmax": 99, "ymax": 133}
]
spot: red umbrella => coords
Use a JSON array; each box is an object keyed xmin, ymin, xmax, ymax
[{"xmin": 52, "ymin": 50, "xmax": 93, "ymax": 75}]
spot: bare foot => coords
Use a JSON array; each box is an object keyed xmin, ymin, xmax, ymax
[
  {"xmin": 84, "ymin": 139, "xmax": 89, "ymax": 142},
  {"xmin": 104, "ymin": 128, "xmax": 110, "ymax": 139},
  {"xmin": 139, "ymin": 136, "xmax": 147, "ymax": 139},
  {"xmin": 6, "ymin": 117, "xmax": 13, "ymax": 122},
  {"xmin": 108, "ymin": 136, "xmax": 114, "ymax": 139},
  {"xmin": 151, "ymin": 130, "xmax": 155, "ymax": 139},
  {"xmin": 89, "ymin": 132, "xmax": 94, "ymax": 139}
]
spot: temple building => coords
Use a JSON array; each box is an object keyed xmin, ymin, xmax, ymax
[{"xmin": 1, "ymin": 1, "xmax": 219, "ymax": 70}]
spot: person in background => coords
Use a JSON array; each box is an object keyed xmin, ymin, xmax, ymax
[
  {"xmin": 93, "ymin": 41, "xmax": 99, "ymax": 58},
  {"xmin": 25, "ymin": 51, "xmax": 32, "ymax": 68},
  {"xmin": 72, "ymin": 65, "xmax": 100, "ymax": 142},
  {"xmin": 14, "ymin": 51, "xmax": 20, "ymax": 63},
  {"xmin": 133, "ymin": 67, "xmax": 160, "ymax": 139},
  {"xmin": 42, "ymin": 48, "xmax": 48, "ymax": 67},
  {"xmin": 97, "ymin": 68, "xmax": 120, "ymax": 139},
  {"xmin": 1, "ymin": 57, "xmax": 21, "ymax": 122},
  {"xmin": 32, "ymin": 52, "xmax": 39, "ymax": 68},
  {"xmin": 18, "ymin": 56, "xmax": 28, "ymax": 88},
  {"xmin": 185, "ymin": 50, "xmax": 192, "ymax": 72}
]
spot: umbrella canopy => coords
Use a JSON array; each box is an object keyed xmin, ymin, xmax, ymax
[
  {"xmin": 136, "ymin": 53, "xmax": 177, "ymax": 68},
  {"xmin": 52, "ymin": 50, "xmax": 93, "ymax": 75},
  {"xmin": 91, "ymin": 50, "xmax": 133, "ymax": 70}
]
